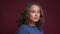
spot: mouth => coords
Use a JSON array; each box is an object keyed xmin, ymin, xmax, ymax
[{"xmin": 34, "ymin": 18, "xmax": 38, "ymax": 19}]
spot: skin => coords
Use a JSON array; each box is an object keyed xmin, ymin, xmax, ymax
[{"xmin": 28, "ymin": 5, "xmax": 41, "ymax": 26}]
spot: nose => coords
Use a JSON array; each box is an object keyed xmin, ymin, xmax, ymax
[{"xmin": 35, "ymin": 13, "xmax": 37, "ymax": 16}]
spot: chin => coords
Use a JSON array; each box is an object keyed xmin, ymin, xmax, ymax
[{"xmin": 33, "ymin": 20, "xmax": 39, "ymax": 22}]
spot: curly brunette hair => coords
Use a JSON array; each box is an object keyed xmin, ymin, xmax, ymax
[{"xmin": 17, "ymin": 2, "xmax": 45, "ymax": 31}]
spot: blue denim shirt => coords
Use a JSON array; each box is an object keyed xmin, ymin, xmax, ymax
[{"xmin": 16, "ymin": 24, "xmax": 44, "ymax": 34}]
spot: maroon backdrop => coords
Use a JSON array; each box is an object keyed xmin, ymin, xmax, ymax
[{"xmin": 0, "ymin": 0, "xmax": 60, "ymax": 34}]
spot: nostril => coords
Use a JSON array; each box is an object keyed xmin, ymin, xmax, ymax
[{"xmin": 35, "ymin": 14, "xmax": 37, "ymax": 16}]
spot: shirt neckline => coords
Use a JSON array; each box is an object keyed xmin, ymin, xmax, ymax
[{"xmin": 25, "ymin": 24, "xmax": 37, "ymax": 28}]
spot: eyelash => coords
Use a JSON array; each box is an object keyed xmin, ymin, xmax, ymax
[
  {"xmin": 32, "ymin": 11, "xmax": 34, "ymax": 13},
  {"xmin": 31, "ymin": 11, "xmax": 40, "ymax": 13},
  {"xmin": 38, "ymin": 11, "xmax": 40, "ymax": 13}
]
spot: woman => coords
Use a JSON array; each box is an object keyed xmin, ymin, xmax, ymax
[{"xmin": 16, "ymin": 2, "xmax": 45, "ymax": 34}]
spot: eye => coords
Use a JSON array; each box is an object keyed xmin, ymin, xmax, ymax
[
  {"xmin": 31, "ymin": 11, "xmax": 35, "ymax": 13},
  {"xmin": 37, "ymin": 11, "xmax": 40, "ymax": 13}
]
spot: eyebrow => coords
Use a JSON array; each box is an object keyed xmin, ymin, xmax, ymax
[{"xmin": 31, "ymin": 10, "xmax": 40, "ymax": 12}]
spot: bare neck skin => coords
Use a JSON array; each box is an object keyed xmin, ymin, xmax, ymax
[{"xmin": 28, "ymin": 20, "xmax": 36, "ymax": 27}]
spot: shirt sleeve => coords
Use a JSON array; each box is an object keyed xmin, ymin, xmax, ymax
[
  {"xmin": 16, "ymin": 25, "xmax": 30, "ymax": 34},
  {"xmin": 41, "ymin": 30, "xmax": 44, "ymax": 34}
]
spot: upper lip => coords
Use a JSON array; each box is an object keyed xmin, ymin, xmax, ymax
[{"xmin": 35, "ymin": 18, "xmax": 37, "ymax": 19}]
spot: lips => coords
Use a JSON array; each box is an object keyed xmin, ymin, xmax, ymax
[{"xmin": 34, "ymin": 18, "xmax": 38, "ymax": 19}]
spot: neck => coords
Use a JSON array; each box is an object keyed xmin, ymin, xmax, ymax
[{"xmin": 28, "ymin": 20, "xmax": 36, "ymax": 26}]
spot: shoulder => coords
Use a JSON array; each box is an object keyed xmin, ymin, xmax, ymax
[
  {"xmin": 16, "ymin": 24, "xmax": 30, "ymax": 34},
  {"xmin": 18, "ymin": 24, "xmax": 29, "ymax": 30},
  {"xmin": 40, "ymin": 29, "xmax": 44, "ymax": 34}
]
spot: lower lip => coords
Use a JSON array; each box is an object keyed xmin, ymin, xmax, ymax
[{"xmin": 34, "ymin": 18, "xmax": 38, "ymax": 19}]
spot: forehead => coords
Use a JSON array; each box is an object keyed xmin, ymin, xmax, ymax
[{"xmin": 30, "ymin": 5, "xmax": 40, "ymax": 11}]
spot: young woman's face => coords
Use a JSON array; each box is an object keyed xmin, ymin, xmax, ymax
[{"xmin": 29, "ymin": 5, "xmax": 41, "ymax": 22}]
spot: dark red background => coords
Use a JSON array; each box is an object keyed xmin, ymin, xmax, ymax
[{"xmin": 0, "ymin": 0, "xmax": 60, "ymax": 34}]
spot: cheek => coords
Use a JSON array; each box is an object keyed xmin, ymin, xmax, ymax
[
  {"xmin": 38, "ymin": 13, "xmax": 40, "ymax": 17},
  {"xmin": 29, "ymin": 13, "xmax": 35, "ymax": 18}
]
